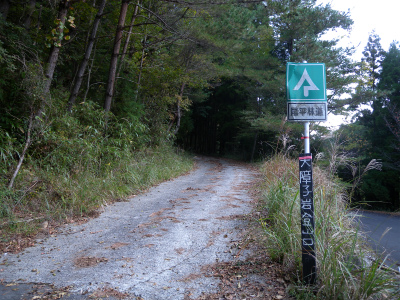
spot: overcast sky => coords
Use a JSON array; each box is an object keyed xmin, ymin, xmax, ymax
[{"xmin": 317, "ymin": 0, "xmax": 400, "ymax": 60}]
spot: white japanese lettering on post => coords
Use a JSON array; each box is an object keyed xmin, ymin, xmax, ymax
[{"xmin": 298, "ymin": 154, "xmax": 316, "ymax": 284}]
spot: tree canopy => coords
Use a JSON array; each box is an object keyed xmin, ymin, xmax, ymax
[
  {"xmin": 8, "ymin": 1, "xmax": 400, "ymax": 211},
  {"xmin": 335, "ymin": 36, "xmax": 400, "ymax": 211}
]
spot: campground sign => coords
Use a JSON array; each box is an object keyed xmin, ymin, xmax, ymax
[
  {"xmin": 286, "ymin": 62, "xmax": 326, "ymax": 285},
  {"xmin": 286, "ymin": 63, "xmax": 327, "ymax": 121}
]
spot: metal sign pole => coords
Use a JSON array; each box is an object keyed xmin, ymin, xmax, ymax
[
  {"xmin": 304, "ymin": 122, "xmax": 310, "ymax": 153},
  {"xmin": 286, "ymin": 62, "xmax": 326, "ymax": 285},
  {"xmin": 299, "ymin": 122, "xmax": 316, "ymax": 284}
]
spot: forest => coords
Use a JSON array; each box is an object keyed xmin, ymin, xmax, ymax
[{"xmin": 0, "ymin": 0, "xmax": 399, "ymax": 227}]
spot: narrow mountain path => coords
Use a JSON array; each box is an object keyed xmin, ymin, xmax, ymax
[{"xmin": 0, "ymin": 157, "xmax": 289, "ymax": 299}]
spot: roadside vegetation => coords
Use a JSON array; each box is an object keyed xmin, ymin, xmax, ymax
[
  {"xmin": 1, "ymin": 1, "xmax": 399, "ymax": 297},
  {"xmin": 1, "ymin": 1, "xmax": 399, "ymax": 219},
  {"xmin": 258, "ymin": 153, "xmax": 400, "ymax": 299},
  {"xmin": 0, "ymin": 101, "xmax": 193, "ymax": 251}
]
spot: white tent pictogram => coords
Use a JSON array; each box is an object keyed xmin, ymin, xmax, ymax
[{"xmin": 293, "ymin": 68, "xmax": 319, "ymax": 97}]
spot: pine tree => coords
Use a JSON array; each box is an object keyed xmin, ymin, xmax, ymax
[
  {"xmin": 361, "ymin": 31, "xmax": 385, "ymax": 92},
  {"xmin": 347, "ymin": 38, "xmax": 400, "ymax": 211}
]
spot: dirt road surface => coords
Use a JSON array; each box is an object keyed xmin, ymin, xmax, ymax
[{"xmin": 0, "ymin": 157, "xmax": 289, "ymax": 299}]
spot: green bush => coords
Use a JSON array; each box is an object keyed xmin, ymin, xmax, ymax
[{"xmin": 0, "ymin": 98, "xmax": 192, "ymax": 235}]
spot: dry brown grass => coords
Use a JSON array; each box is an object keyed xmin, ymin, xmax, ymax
[{"xmin": 258, "ymin": 154, "xmax": 399, "ymax": 299}]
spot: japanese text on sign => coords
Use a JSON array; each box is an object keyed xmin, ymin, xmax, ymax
[
  {"xmin": 299, "ymin": 155, "xmax": 315, "ymax": 247},
  {"xmin": 288, "ymin": 103, "xmax": 327, "ymax": 121},
  {"xmin": 299, "ymin": 153, "xmax": 316, "ymax": 284}
]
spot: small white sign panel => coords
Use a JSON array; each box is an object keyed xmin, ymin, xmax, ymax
[{"xmin": 287, "ymin": 102, "xmax": 327, "ymax": 121}]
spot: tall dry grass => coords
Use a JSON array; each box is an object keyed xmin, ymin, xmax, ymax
[
  {"xmin": 259, "ymin": 154, "xmax": 399, "ymax": 299},
  {"xmin": 0, "ymin": 145, "xmax": 193, "ymax": 236}
]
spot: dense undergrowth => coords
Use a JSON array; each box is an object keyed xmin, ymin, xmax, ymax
[
  {"xmin": 259, "ymin": 154, "xmax": 400, "ymax": 299},
  {"xmin": 0, "ymin": 100, "xmax": 193, "ymax": 241}
]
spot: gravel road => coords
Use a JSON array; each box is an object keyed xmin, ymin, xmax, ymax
[{"xmin": 0, "ymin": 156, "xmax": 267, "ymax": 299}]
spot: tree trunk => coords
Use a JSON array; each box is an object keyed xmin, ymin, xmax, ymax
[
  {"xmin": 173, "ymin": 82, "xmax": 186, "ymax": 135},
  {"xmin": 171, "ymin": 53, "xmax": 191, "ymax": 135},
  {"xmin": 104, "ymin": 0, "xmax": 130, "ymax": 112},
  {"xmin": 44, "ymin": 0, "xmax": 69, "ymax": 95},
  {"xmin": 68, "ymin": 0, "xmax": 107, "ymax": 112},
  {"xmin": 30, "ymin": 0, "xmax": 68, "ymax": 122},
  {"xmin": 23, "ymin": 0, "xmax": 36, "ymax": 29},
  {"xmin": 131, "ymin": 31, "xmax": 147, "ymax": 104},
  {"xmin": 83, "ymin": 41, "xmax": 98, "ymax": 102},
  {"xmin": 116, "ymin": 0, "xmax": 139, "ymax": 79}
]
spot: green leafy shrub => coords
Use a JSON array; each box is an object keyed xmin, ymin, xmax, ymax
[{"xmin": 1, "ymin": 97, "xmax": 192, "ymax": 234}]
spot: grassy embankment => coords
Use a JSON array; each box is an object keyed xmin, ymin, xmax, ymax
[
  {"xmin": 258, "ymin": 154, "xmax": 400, "ymax": 299},
  {"xmin": 1, "ymin": 145, "xmax": 193, "ymax": 250},
  {"xmin": 0, "ymin": 101, "xmax": 193, "ymax": 249}
]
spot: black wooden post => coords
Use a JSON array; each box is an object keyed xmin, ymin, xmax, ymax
[{"xmin": 299, "ymin": 153, "xmax": 316, "ymax": 284}]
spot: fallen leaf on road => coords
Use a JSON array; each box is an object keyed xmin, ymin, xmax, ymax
[
  {"xmin": 109, "ymin": 242, "xmax": 129, "ymax": 250},
  {"xmin": 74, "ymin": 256, "xmax": 109, "ymax": 268},
  {"xmin": 5, "ymin": 283, "xmax": 17, "ymax": 286},
  {"xmin": 90, "ymin": 287, "xmax": 129, "ymax": 299}
]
